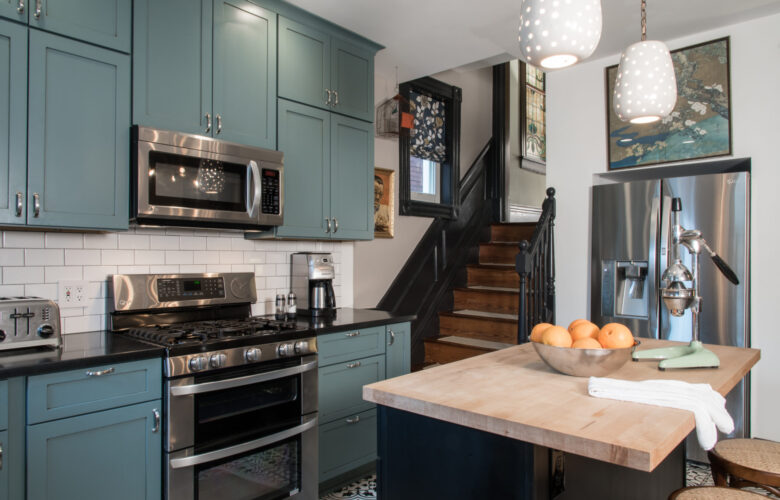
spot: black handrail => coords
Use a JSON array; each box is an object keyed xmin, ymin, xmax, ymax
[{"xmin": 515, "ymin": 187, "xmax": 556, "ymax": 343}]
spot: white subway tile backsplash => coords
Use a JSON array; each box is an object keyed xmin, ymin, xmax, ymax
[
  {"xmin": 0, "ymin": 249, "xmax": 24, "ymax": 266},
  {"xmin": 45, "ymin": 233, "xmax": 83, "ymax": 249},
  {"xmin": 4, "ymin": 232, "xmax": 44, "ymax": 248},
  {"xmin": 0, "ymin": 227, "xmax": 351, "ymax": 334},
  {"xmin": 65, "ymin": 249, "xmax": 101, "ymax": 266}
]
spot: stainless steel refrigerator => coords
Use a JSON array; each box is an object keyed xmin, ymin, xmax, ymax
[{"xmin": 590, "ymin": 169, "xmax": 750, "ymax": 462}]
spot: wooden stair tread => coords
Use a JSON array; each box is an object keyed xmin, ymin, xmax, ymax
[
  {"xmin": 437, "ymin": 336, "xmax": 513, "ymax": 350},
  {"xmin": 467, "ymin": 263, "xmax": 515, "ymax": 269},
  {"xmin": 441, "ymin": 310, "xmax": 518, "ymax": 323},
  {"xmin": 454, "ymin": 286, "xmax": 519, "ymax": 294}
]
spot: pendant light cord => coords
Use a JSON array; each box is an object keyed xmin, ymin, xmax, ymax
[{"xmin": 641, "ymin": 0, "xmax": 647, "ymax": 41}]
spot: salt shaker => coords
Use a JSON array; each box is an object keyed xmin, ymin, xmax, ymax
[
  {"xmin": 275, "ymin": 294, "xmax": 286, "ymax": 320},
  {"xmin": 287, "ymin": 292, "xmax": 297, "ymax": 318}
]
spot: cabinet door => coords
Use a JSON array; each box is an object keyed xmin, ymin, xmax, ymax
[
  {"xmin": 278, "ymin": 16, "xmax": 330, "ymax": 111},
  {"xmin": 386, "ymin": 322, "xmax": 411, "ymax": 379},
  {"xmin": 213, "ymin": 0, "xmax": 276, "ymax": 149},
  {"xmin": 0, "ymin": 430, "xmax": 7, "ymax": 500},
  {"xmin": 0, "ymin": 19, "xmax": 26, "ymax": 226},
  {"xmin": 0, "ymin": 0, "xmax": 25, "ymax": 22},
  {"xmin": 29, "ymin": 0, "xmax": 131, "ymax": 52},
  {"xmin": 275, "ymin": 99, "xmax": 331, "ymax": 239},
  {"xmin": 27, "ymin": 400, "xmax": 162, "ymax": 500},
  {"xmin": 331, "ymin": 38, "xmax": 373, "ymax": 122},
  {"xmin": 319, "ymin": 408, "xmax": 377, "ymax": 482},
  {"xmin": 330, "ymin": 114, "xmax": 373, "ymax": 240},
  {"xmin": 27, "ymin": 31, "xmax": 129, "ymax": 230},
  {"xmin": 133, "ymin": 0, "xmax": 212, "ymax": 136}
]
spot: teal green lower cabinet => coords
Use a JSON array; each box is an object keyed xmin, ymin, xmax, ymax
[
  {"xmin": 319, "ymin": 408, "xmax": 377, "ymax": 482},
  {"xmin": 0, "ymin": 379, "xmax": 7, "ymax": 430},
  {"xmin": 27, "ymin": 400, "xmax": 162, "ymax": 500},
  {"xmin": 319, "ymin": 354, "xmax": 384, "ymax": 423},
  {"xmin": 317, "ymin": 325, "xmax": 385, "ymax": 366},
  {"xmin": 0, "ymin": 430, "xmax": 7, "ymax": 500},
  {"xmin": 386, "ymin": 322, "xmax": 411, "ymax": 379}
]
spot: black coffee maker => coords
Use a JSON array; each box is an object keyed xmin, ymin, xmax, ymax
[{"xmin": 291, "ymin": 253, "xmax": 336, "ymax": 316}]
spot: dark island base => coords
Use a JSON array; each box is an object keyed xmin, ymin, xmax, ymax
[{"xmin": 377, "ymin": 406, "xmax": 686, "ymax": 500}]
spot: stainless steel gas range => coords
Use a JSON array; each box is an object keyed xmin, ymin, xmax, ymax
[{"xmin": 110, "ymin": 273, "xmax": 317, "ymax": 500}]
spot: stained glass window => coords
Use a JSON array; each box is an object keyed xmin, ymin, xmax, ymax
[{"xmin": 523, "ymin": 64, "xmax": 546, "ymax": 164}]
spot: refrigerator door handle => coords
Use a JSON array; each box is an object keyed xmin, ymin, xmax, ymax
[
  {"xmin": 648, "ymin": 194, "xmax": 661, "ymax": 339},
  {"xmin": 657, "ymin": 194, "xmax": 673, "ymax": 340}
]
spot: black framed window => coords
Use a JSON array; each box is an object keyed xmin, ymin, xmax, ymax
[{"xmin": 399, "ymin": 77, "xmax": 462, "ymax": 219}]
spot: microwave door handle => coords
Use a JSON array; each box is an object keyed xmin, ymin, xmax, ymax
[
  {"xmin": 170, "ymin": 359, "xmax": 317, "ymax": 396},
  {"xmin": 169, "ymin": 413, "xmax": 317, "ymax": 469},
  {"xmin": 246, "ymin": 160, "xmax": 262, "ymax": 217}
]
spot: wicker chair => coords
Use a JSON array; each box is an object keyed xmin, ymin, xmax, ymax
[
  {"xmin": 708, "ymin": 438, "xmax": 780, "ymax": 497},
  {"xmin": 669, "ymin": 486, "xmax": 767, "ymax": 499}
]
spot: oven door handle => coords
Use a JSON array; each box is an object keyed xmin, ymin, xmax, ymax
[
  {"xmin": 169, "ymin": 413, "xmax": 318, "ymax": 469},
  {"xmin": 246, "ymin": 160, "xmax": 262, "ymax": 218},
  {"xmin": 170, "ymin": 359, "xmax": 317, "ymax": 396}
]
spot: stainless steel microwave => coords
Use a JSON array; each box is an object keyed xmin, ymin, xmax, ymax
[{"xmin": 132, "ymin": 126, "xmax": 283, "ymax": 229}]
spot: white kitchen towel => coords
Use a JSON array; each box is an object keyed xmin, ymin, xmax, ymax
[{"xmin": 587, "ymin": 377, "xmax": 734, "ymax": 450}]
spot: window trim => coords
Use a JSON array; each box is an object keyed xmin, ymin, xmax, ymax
[{"xmin": 399, "ymin": 76, "xmax": 462, "ymax": 219}]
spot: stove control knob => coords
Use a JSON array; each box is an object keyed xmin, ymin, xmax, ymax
[
  {"xmin": 189, "ymin": 356, "xmax": 208, "ymax": 372},
  {"xmin": 294, "ymin": 341, "xmax": 309, "ymax": 354},
  {"xmin": 244, "ymin": 348, "xmax": 261, "ymax": 362},
  {"xmin": 210, "ymin": 353, "xmax": 227, "ymax": 369},
  {"xmin": 37, "ymin": 324, "xmax": 55, "ymax": 338},
  {"xmin": 277, "ymin": 343, "xmax": 294, "ymax": 357}
]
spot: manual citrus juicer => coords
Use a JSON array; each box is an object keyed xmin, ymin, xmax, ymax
[{"xmin": 632, "ymin": 197, "xmax": 740, "ymax": 369}]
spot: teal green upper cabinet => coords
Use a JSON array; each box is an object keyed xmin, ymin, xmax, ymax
[
  {"xmin": 213, "ymin": 0, "xmax": 276, "ymax": 148},
  {"xmin": 0, "ymin": 19, "xmax": 27, "ymax": 226},
  {"xmin": 27, "ymin": 400, "xmax": 162, "ymax": 500},
  {"xmin": 385, "ymin": 322, "xmax": 411, "ymax": 379},
  {"xmin": 27, "ymin": 0, "xmax": 131, "ymax": 52},
  {"xmin": 27, "ymin": 30, "xmax": 129, "ymax": 230},
  {"xmin": 278, "ymin": 15, "xmax": 374, "ymax": 122},
  {"xmin": 0, "ymin": 0, "xmax": 25, "ymax": 22},
  {"xmin": 330, "ymin": 113, "xmax": 373, "ymax": 239},
  {"xmin": 133, "ymin": 0, "xmax": 212, "ymax": 136}
]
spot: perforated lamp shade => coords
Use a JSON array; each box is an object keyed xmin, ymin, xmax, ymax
[
  {"xmin": 518, "ymin": 0, "xmax": 603, "ymax": 69},
  {"xmin": 613, "ymin": 40, "xmax": 677, "ymax": 124}
]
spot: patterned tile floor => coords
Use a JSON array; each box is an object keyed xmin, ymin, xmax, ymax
[{"xmin": 319, "ymin": 463, "xmax": 778, "ymax": 499}]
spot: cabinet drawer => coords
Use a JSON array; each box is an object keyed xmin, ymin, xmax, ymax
[
  {"xmin": 0, "ymin": 380, "xmax": 7, "ymax": 430},
  {"xmin": 319, "ymin": 408, "xmax": 377, "ymax": 482},
  {"xmin": 319, "ymin": 354, "xmax": 383, "ymax": 424},
  {"xmin": 27, "ymin": 358, "xmax": 162, "ymax": 424},
  {"xmin": 317, "ymin": 326, "xmax": 384, "ymax": 366}
]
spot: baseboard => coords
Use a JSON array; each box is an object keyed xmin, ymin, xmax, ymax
[{"xmin": 507, "ymin": 203, "xmax": 542, "ymax": 223}]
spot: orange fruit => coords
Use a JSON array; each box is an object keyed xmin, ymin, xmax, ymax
[
  {"xmin": 530, "ymin": 322, "xmax": 553, "ymax": 343},
  {"xmin": 572, "ymin": 338, "xmax": 603, "ymax": 349},
  {"xmin": 598, "ymin": 323, "xmax": 635, "ymax": 349},
  {"xmin": 568, "ymin": 319, "xmax": 590, "ymax": 333},
  {"xmin": 542, "ymin": 326, "xmax": 573, "ymax": 347},
  {"xmin": 569, "ymin": 321, "xmax": 600, "ymax": 342}
]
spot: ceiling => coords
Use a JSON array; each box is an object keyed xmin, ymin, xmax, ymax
[{"xmin": 286, "ymin": 0, "xmax": 780, "ymax": 81}]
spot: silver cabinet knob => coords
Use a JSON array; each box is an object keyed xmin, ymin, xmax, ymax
[
  {"xmin": 152, "ymin": 409, "xmax": 160, "ymax": 433},
  {"xmin": 333, "ymin": 218, "xmax": 339, "ymax": 233},
  {"xmin": 245, "ymin": 347, "xmax": 261, "ymax": 362},
  {"xmin": 325, "ymin": 89, "xmax": 332, "ymax": 106},
  {"xmin": 333, "ymin": 90, "xmax": 339, "ymax": 106},
  {"xmin": 33, "ymin": 0, "xmax": 40, "ymax": 19},
  {"xmin": 16, "ymin": 0, "xmax": 24, "ymax": 13},
  {"xmin": 15, "ymin": 192, "xmax": 22, "ymax": 217},
  {"xmin": 325, "ymin": 218, "xmax": 331, "ymax": 233},
  {"xmin": 216, "ymin": 114, "xmax": 222, "ymax": 134},
  {"xmin": 188, "ymin": 356, "xmax": 208, "ymax": 372},
  {"xmin": 33, "ymin": 193, "xmax": 40, "ymax": 217},
  {"xmin": 209, "ymin": 353, "xmax": 227, "ymax": 368}
]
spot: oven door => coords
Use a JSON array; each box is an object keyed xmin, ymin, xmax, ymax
[{"xmin": 135, "ymin": 140, "xmax": 283, "ymax": 227}]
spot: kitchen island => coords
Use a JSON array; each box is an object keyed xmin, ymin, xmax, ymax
[{"xmin": 363, "ymin": 339, "xmax": 760, "ymax": 499}]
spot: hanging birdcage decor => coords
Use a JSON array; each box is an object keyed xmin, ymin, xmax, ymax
[{"xmin": 375, "ymin": 96, "xmax": 400, "ymax": 138}]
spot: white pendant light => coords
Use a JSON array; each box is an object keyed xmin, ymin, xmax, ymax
[
  {"xmin": 612, "ymin": 0, "xmax": 677, "ymax": 124},
  {"xmin": 518, "ymin": 0, "xmax": 603, "ymax": 69}
]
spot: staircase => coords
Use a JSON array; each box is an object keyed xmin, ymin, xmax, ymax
[{"xmin": 423, "ymin": 222, "xmax": 536, "ymax": 365}]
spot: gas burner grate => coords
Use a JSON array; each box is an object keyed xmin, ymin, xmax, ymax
[{"xmin": 124, "ymin": 317, "xmax": 304, "ymax": 347}]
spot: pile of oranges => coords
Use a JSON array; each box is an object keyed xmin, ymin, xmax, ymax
[{"xmin": 530, "ymin": 320, "xmax": 635, "ymax": 349}]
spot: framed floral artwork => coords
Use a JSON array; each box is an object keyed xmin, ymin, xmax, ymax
[
  {"xmin": 374, "ymin": 168, "xmax": 395, "ymax": 238},
  {"xmin": 606, "ymin": 37, "xmax": 732, "ymax": 170}
]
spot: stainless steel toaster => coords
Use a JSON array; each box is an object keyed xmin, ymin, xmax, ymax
[{"xmin": 0, "ymin": 297, "xmax": 61, "ymax": 350}]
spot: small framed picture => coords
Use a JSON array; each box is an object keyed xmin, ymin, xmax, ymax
[{"xmin": 374, "ymin": 168, "xmax": 395, "ymax": 238}]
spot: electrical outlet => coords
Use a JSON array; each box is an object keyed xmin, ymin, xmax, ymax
[{"xmin": 58, "ymin": 281, "xmax": 89, "ymax": 307}]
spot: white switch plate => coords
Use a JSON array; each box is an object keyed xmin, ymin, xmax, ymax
[{"xmin": 58, "ymin": 281, "xmax": 89, "ymax": 307}]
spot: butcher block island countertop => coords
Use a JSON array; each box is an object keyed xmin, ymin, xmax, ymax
[{"xmin": 363, "ymin": 338, "xmax": 760, "ymax": 473}]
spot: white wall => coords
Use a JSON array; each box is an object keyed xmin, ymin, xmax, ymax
[
  {"xmin": 546, "ymin": 13, "xmax": 780, "ymax": 440},
  {"xmin": 353, "ymin": 66, "xmax": 493, "ymax": 308},
  {"xmin": 0, "ymin": 228, "xmax": 353, "ymax": 333}
]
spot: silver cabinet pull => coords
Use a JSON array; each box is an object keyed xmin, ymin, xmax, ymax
[
  {"xmin": 17, "ymin": 0, "xmax": 24, "ymax": 13},
  {"xmin": 216, "ymin": 114, "xmax": 222, "ymax": 134},
  {"xmin": 33, "ymin": 0, "xmax": 41, "ymax": 19},
  {"xmin": 333, "ymin": 90, "xmax": 339, "ymax": 106},
  {"xmin": 15, "ymin": 192, "xmax": 22, "ymax": 217},
  {"xmin": 345, "ymin": 415, "xmax": 360, "ymax": 424},
  {"xmin": 325, "ymin": 218, "xmax": 331, "ymax": 233},
  {"xmin": 388, "ymin": 330, "xmax": 396, "ymax": 346},
  {"xmin": 325, "ymin": 89, "xmax": 332, "ymax": 106},
  {"xmin": 85, "ymin": 367, "xmax": 115, "ymax": 377},
  {"xmin": 0, "ymin": 440, "xmax": 3, "ymax": 470},
  {"xmin": 32, "ymin": 193, "xmax": 40, "ymax": 217},
  {"xmin": 333, "ymin": 218, "xmax": 339, "ymax": 233},
  {"xmin": 152, "ymin": 409, "xmax": 160, "ymax": 433},
  {"xmin": 205, "ymin": 113, "xmax": 211, "ymax": 133},
  {"xmin": 344, "ymin": 331, "xmax": 360, "ymax": 337},
  {"xmin": 346, "ymin": 361, "xmax": 361, "ymax": 369}
]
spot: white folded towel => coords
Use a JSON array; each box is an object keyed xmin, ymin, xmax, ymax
[{"xmin": 587, "ymin": 377, "xmax": 734, "ymax": 450}]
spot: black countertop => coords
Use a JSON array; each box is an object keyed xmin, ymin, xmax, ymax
[{"xmin": 0, "ymin": 308, "xmax": 414, "ymax": 378}]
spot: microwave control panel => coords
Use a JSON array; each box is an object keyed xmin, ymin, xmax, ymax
[
  {"xmin": 261, "ymin": 169, "xmax": 280, "ymax": 215},
  {"xmin": 157, "ymin": 277, "xmax": 225, "ymax": 302}
]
